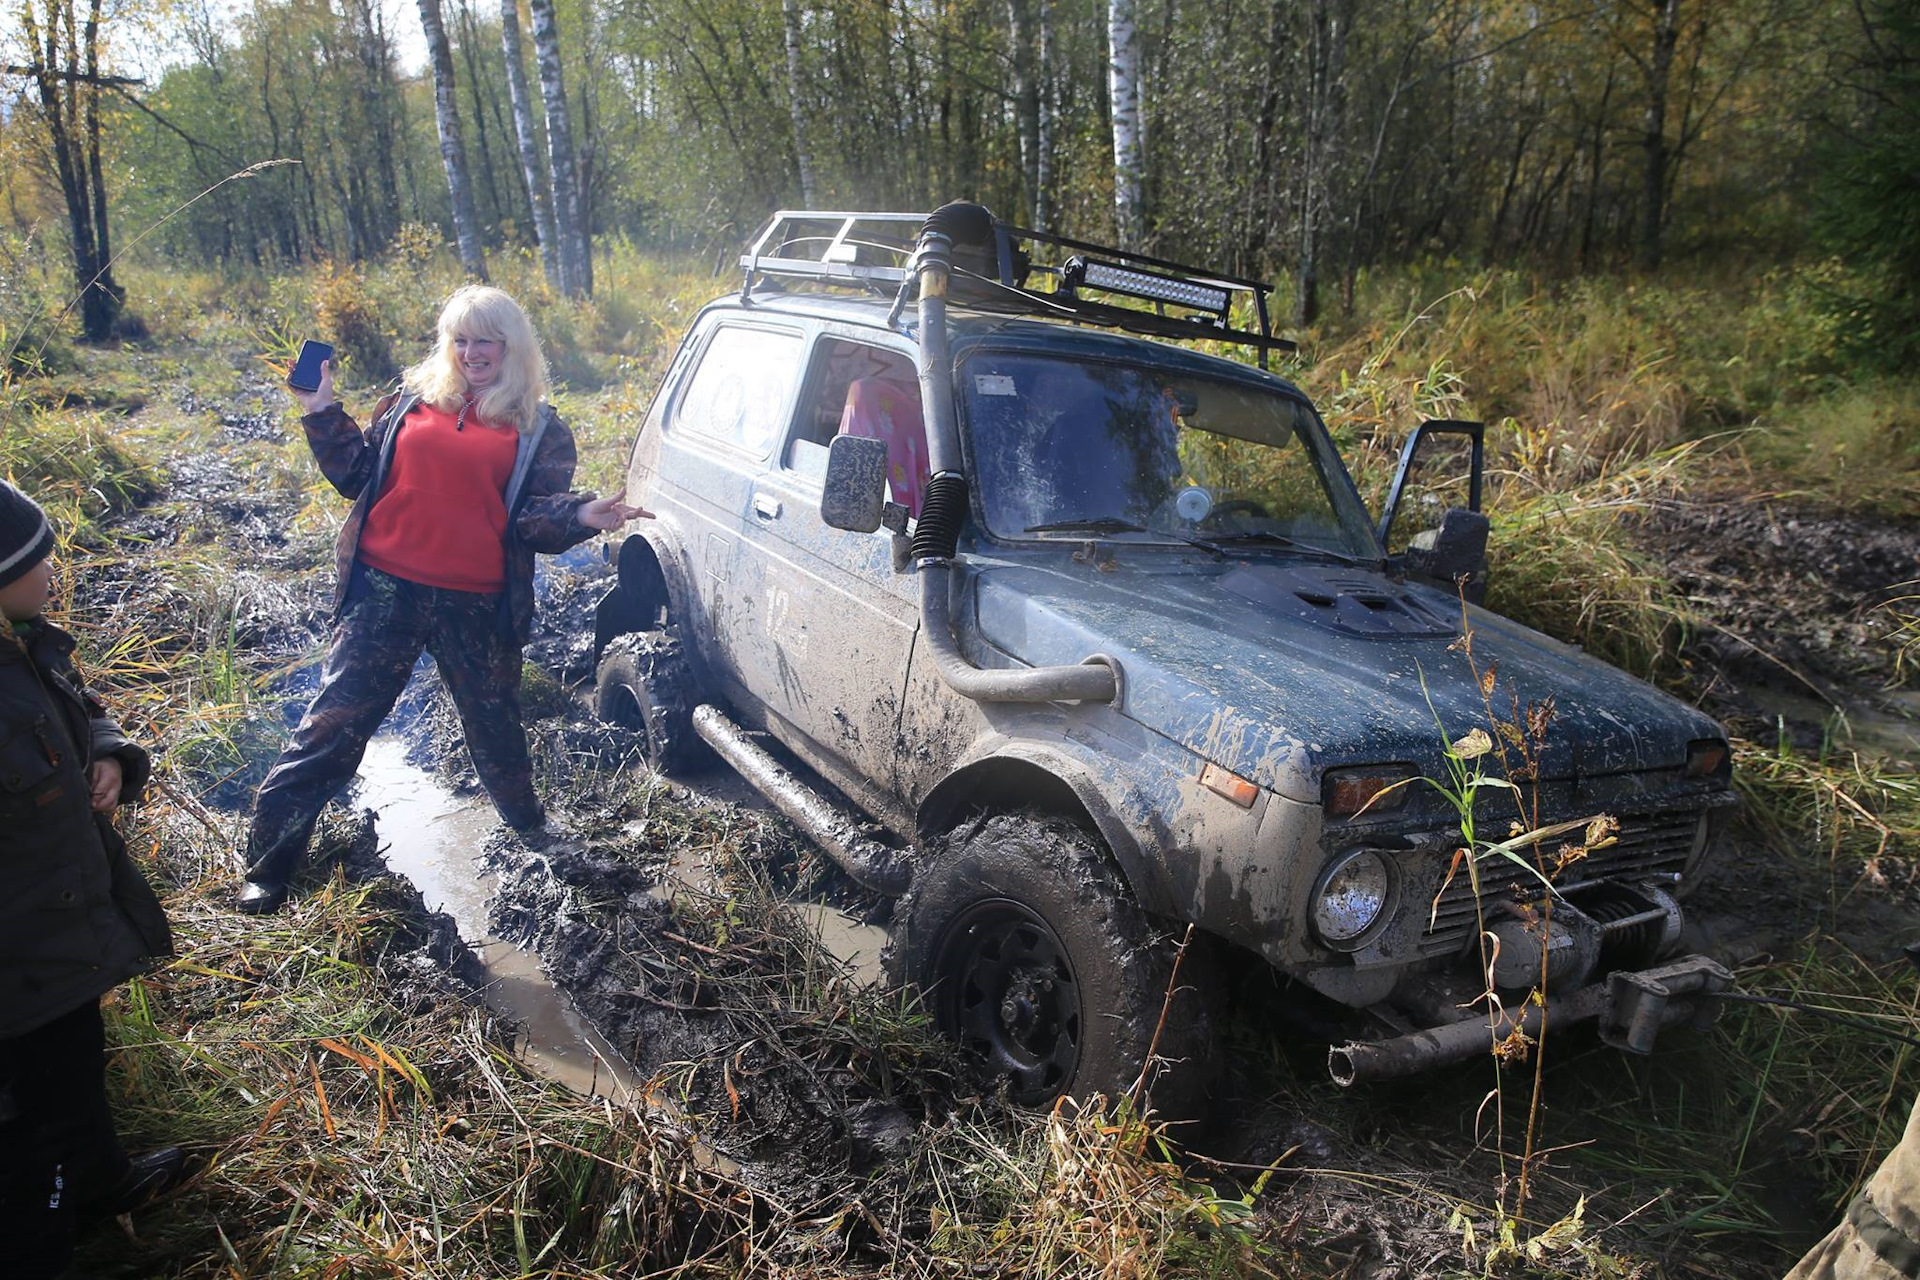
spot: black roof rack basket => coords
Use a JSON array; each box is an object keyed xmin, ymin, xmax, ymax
[{"xmin": 739, "ymin": 209, "xmax": 1294, "ymax": 366}]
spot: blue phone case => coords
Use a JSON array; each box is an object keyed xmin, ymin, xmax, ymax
[{"xmin": 289, "ymin": 340, "xmax": 333, "ymax": 392}]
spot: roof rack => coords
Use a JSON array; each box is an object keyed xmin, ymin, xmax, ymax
[{"xmin": 739, "ymin": 209, "xmax": 1295, "ymax": 366}]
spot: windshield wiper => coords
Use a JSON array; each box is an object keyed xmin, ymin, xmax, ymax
[
  {"xmin": 1201, "ymin": 530, "xmax": 1368, "ymax": 565},
  {"xmin": 1024, "ymin": 517, "xmax": 1150, "ymax": 534}
]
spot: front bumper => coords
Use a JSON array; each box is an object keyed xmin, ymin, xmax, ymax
[{"xmin": 1326, "ymin": 953, "xmax": 1734, "ymax": 1086}]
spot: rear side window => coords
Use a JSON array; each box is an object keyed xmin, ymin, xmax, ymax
[{"xmin": 672, "ymin": 325, "xmax": 804, "ymax": 457}]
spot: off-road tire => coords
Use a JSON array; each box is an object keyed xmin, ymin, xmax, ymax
[
  {"xmin": 883, "ymin": 811, "xmax": 1214, "ymax": 1118},
  {"xmin": 594, "ymin": 628, "xmax": 702, "ymax": 774}
]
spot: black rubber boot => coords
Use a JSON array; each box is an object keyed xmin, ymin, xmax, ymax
[
  {"xmin": 85, "ymin": 1146, "xmax": 186, "ymax": 1216},
  {"xmin": 235, "ymin": 879, "xmax": 290, "ymax": 915}
]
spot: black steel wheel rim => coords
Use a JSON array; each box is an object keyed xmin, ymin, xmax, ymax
[
  {"xmin": 608, "ymin": 679, "xmax": 647, "ymax": 730},
  {"xmin": 610, "ymin": 676, "xmax": 670, "ymax": 763},
  {"xmin": 932, "ymin": 897, "xmax": 1082, "ymax": 1104}
]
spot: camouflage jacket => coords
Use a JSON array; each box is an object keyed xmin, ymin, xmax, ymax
[
  {"xmin": 301, "ymin": 393, "xmax": 599, "ymax": 642},
  {"xmin": 0, "ymin": 619, "xmax": 167, "ymax": 1039}
]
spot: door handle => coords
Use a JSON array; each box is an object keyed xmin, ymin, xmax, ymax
[{"xmin": 753, "ymin": 495, "xmax": 782, "ymax": 521}]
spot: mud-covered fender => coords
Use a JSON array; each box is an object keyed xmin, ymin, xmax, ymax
[
  {"xmin": 594, "ymin": 524, "xmax": 698, "ymax": 663},
  {"xmin": 915, "ymin": 734, "xmax": 1182, "ymax": 921}
]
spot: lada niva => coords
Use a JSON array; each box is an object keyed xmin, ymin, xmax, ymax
[{"xmin": 591, "ymin": 203, "xmax": 1735, "ymax": 1109}]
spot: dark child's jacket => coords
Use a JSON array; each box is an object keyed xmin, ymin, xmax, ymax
[
  {"xmin": 301, "ymin": 392, "xmax": 599, "ymax": 642},
  {"xmin": 0, "ymin": 619, "xmax": 169, "ymax": 1040}
]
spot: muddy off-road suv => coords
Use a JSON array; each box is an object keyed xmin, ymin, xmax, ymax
[{"xmin": 592, "ymin": 203, "xmax": 1737, "ymax": 1106}]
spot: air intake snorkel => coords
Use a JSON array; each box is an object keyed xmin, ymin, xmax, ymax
[{"xmin": 909, "ymin": 201, "xmax": 1118, "ymax": 705}]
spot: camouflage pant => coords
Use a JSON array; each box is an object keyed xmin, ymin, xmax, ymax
[
  {"xmin": 244, "ymin": 564, "xmax": 542, "ymax": 885},
  {"xmin": 1789, "ymin": 1095, "xmax": 1920, "ymax": 1280}
]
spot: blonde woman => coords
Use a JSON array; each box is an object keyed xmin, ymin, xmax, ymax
[{"xmin": 239, "ymin": 286, "xmax": 644, "ymax": 913}]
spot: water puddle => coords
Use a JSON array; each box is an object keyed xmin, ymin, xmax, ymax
[
  {"xmin": 354, "ymin": 737, "xmax": 640, "ymax": 1100},
  {"xmin": 1743, "ymin": 684, "xmax": 1920, "ymax": 763},
  {"xmin": 792, "ymin": 902, "xmax": 889, "ymax": 987},
  {"xmin": 352, "ymin": 739, "xmax": 890, "ymax": 1103}
]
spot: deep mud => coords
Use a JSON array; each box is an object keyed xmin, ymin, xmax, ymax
[
  {"xmin": 1647, "ymin": 496, "xmax": 1918, "ymax": 753},
  {"xmin": 300, "ymin": 808, "xmax": 487, "ymax": 1007}
]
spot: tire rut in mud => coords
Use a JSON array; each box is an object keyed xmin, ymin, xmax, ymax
[
  {"xmin": 1646, "ymin": 496, "xmax": 1917, "ymax": 723},
  {"xmin": 480, "ymin": 801, "xmax": 938, "ymax": 1195}
]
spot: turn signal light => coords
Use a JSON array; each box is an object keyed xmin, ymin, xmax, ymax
[
  {"xmin": 1199, "ymin": 762, "xmax": 1259, "ymax": 809},
  {"xmin": 1323, "ymin": 767, "xmax": 1416, "ymax": 818},
  {"xmin": 1685, "ymin": 740, "xmax": 1730, "ymax": 780}
]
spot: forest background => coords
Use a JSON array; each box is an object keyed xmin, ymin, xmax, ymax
[{"xmin": 3, "ymin": 0, "xmax": 1916, "ymax": 352}]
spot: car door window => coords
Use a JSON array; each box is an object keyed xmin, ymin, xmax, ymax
[
  {"xmin": 674, "ymin": 325, "xmax": 804, "ymax": 458},
  {"xmin": 784, "ymin": 339, "xmax": 928, "ymax": 515}
]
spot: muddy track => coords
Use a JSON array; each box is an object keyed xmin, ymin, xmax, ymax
[{"xmin": 1644, "ymin": 495, "xmax": 1918, "ymax": 741}]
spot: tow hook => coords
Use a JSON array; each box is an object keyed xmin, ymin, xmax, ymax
[{"xmin": 1600, "ymin": 957, "xmax": 1735, "ymax": 1053}]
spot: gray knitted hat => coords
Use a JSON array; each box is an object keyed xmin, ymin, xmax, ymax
[{"xmin": 0, "ymin": 481, "xmax": 55, "ymax": 589}]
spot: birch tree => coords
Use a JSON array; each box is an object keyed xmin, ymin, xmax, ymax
[
  {"xmin": 527, "ymin": 0, "xmax": 589, "ymax": 294},
  {"xmin": 1035, "ymin": 0, "xmax": 1053, "ymax": 232},
  {"xmin": 1007, "ymin": 0, "xmax": 1039, "ymax": 225},
  {"xmin": 781, "ymin": 0, "xmax": 817, "ymax": 203},
  {"xmin": 500, "ymin": 0, "xmax": 561, "ymax": 287},
  {"xmin": 418, "ymin": 0, "xmax": 488, "ymax": 279},
  {"xmin": 1107, "ymin": 0, "xmax": 1144, "ymax": 242}
]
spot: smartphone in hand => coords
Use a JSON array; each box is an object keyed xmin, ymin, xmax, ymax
[{"xmin": 288, "ymin": 339, "xmax": 334, "ymax": 392}]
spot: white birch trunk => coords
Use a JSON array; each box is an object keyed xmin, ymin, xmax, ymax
[
  {"xmin": 1107, "ymin": 0, "xmax": 1144, "ymax": 243},
  {"xmin": 500, "ymin": 0, "xmax": 561, "ymax": 288},
  {"xmin": 781, "ymin": 0, "xmax": 817, "ymax": 204},
  {"xmin": 527, "ymin": 0, "xmax": 588, "ymax": 295},
  {"xmin": 418, "ymin": 0, "xmax": 488, "ymax": 279},
  {"xmin": 1036, "ymin": 0, "xmax": 1053, "ymax": 233},
  {"xmin": 1006, "ymin": 0, "xmax": 1038, "ymax": 224}
]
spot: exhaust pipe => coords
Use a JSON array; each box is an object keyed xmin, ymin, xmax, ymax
[
  {"xmin": 690, "ymin": 704, "xmax": 912, "ymax": 897},
  {"xmin": 1327, "ymin": 955, "xmax": 1734, "ymax": 1087},
  {"xmin": 908, "ymin": 202, "xmax": 1119, "ymax": 707}
]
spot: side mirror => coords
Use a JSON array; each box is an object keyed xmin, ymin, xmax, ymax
[
  {"xmin": 1402, "ymin": 507, "xmax": 1489, "ymax": 603},
  {"xmin": 1377, "ymin": 418, "xmax": 1485, "ymax": 551},
  {"xmin": 820, "ymin": 434, "xmax": 889, "ymax": 533}
]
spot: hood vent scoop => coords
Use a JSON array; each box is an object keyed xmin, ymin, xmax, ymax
[{"xmin": 1220, "ymin": 565, "xmax": 1455, "ymax": 639}]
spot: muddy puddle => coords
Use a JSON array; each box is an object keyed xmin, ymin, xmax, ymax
[
  {"xmin": 353, "ymin": 737, "xmax": 643, "ymax": 1099},
  {"xmin": 352, "ymin": 736, "xmax": 890, "ymax": 1098},
  {"xmin": 1742, "ymin": 683, "xmax": 1920, "ymax": 764}
]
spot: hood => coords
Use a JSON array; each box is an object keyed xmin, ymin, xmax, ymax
[{"xmin": 966, "ymin": 557, "xmax": 1722, "ymax": 804}]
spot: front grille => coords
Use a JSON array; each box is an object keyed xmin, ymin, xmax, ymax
[{"xmin": 1417, "ymin": 809, "xmax": 1700, "ymax": 959}]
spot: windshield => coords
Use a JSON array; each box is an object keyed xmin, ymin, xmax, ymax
[{"xmin": 960, "ymin": 352, "xmax": 1379, "ymax": 559}]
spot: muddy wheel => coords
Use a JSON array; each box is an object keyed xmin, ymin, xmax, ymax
[
  {"xmin": 884, "ymin": 812, "xmax": 1213, "ymax": 1117},
  {"xmin": 595, "ymin": 628, "xmax": 702, "ymax": 773}
]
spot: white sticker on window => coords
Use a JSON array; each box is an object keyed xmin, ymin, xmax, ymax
[{"xmin": 974, "ymin": 374, "xmax": 1017, "ymax": 396}]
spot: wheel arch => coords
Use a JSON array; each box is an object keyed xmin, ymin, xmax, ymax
[
  {"xmin": 594, "ymin": 530, "xmax": 693, "ymax": 663},
  {"xmin": 914, "ymin": 744, "xmax": 1178, "ymax": 919}
]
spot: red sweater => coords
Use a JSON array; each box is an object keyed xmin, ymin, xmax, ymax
[{"xmin": 357, "ymin": 400, "xmax": 519, "ymax": 592}]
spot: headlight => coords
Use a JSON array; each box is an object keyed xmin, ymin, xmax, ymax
[
  {"xmin": 1312, "ymin": 848, "xmax": 1396, "ymax": 948},
  {"xmin": 1322, "ymin": 764, "xmax": 1416, "ymax": 818}
]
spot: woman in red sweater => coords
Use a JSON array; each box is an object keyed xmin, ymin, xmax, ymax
[{"xmin": 238, "ymin": 286, "xmax": 643, "ymax": 913}]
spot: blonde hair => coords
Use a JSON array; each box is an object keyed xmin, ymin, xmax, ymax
[{"xmin": 401, "ymin": 285, "xmax": 549, "ymax": 433}]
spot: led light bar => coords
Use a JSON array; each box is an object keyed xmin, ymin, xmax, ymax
[{"xmin": 1064, "ymin": 256, "xmax": 1231, "ymax": 315}]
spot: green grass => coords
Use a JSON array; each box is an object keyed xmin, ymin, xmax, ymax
[
  {"xmin": 86, "ymin": 813, "xmax": 755, "ymax": 1277},
  {"xmin": 1741, "ymin": 379, "xmax": 1920, "ymax": 519},
  {"xmin": 0, "ymin": 404, "xmax": 162, "ymax": 537}
]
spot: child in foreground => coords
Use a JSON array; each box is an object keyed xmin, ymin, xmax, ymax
[{"xmin": 0, "ymin": 480, "xmax": 183, "ymax": 1276}]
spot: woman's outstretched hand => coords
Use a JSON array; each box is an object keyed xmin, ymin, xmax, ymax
[
  {"xmin": 577, "ymin": 489, "xmax": 653, "ymax": 531},
  {"xmin": 291, "ymin": 358, "xmax": 336, "ymax": 415}
]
